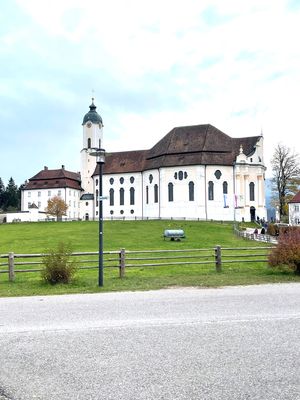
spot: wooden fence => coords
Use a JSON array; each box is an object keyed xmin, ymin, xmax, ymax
[{"xmin": 0, "ymin": 245, "xmax": 275, "ymax": 282}]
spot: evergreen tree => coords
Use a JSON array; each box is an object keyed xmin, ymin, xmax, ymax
[
  {"xmin": 0, "ymin": 177, "xmax": 5, "ymax": 210},
  {"xmin": 3, "ymin": 178, "xmax": 19, "ymax": 211}
]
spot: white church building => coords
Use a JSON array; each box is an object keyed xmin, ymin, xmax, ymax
[{"xmin": 21, "ymin": 100, "xmax": 267, "ymax": 222}]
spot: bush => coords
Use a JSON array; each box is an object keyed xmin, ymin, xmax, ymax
[
  {"xmin": 267, "ymin": 223, "xmax": 279, "ymax": 236},
  {"xmin": 42, "ymin": 242, "xmax": 77, "ymax": 284},
  {"xmin": 268, "ymin": 227, "xmax": 300, "ymax": 275}
]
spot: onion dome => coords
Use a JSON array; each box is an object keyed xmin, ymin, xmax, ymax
[{"xmin": 82, "ymin": 98, "xmax": 103, "ymax": 125}]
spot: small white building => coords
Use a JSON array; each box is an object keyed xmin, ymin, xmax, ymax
[
  {"xmin": 289, "ymin": 191, "xmax": 300, "ymax": 225},
  {"xmin": 21, "ymin": 166, "xmax": 82, "ymax": 220}
]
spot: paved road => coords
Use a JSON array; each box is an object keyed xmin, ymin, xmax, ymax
[{"xmin": 0, "ymin": 284, "xmax": 299, "ymax": 400}]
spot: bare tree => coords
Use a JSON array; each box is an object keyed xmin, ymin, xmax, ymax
[
  {"xmin": 45, "ymin": 196, "xmax": 68, "ymax": 221},
  {"xmin": 271, "ymin": 144, "xmax": 300, "ymax": 219}
]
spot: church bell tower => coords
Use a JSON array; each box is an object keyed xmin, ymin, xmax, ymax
[{"xmin": 80, "ymin": 98, "xmax": 103, "ymax": 194}]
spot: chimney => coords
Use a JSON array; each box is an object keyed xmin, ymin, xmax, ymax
[
  {"xmin": 62, "ymin": 165, "xmax": 65, "ymax": 170},
  {"xmin": 44, "ymin": 166, "xmax": 48, "ymax": 170}
]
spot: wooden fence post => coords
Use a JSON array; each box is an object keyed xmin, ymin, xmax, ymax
[
  {"xmin": 215, "ymin": 245, "xmax": 222, "ymax": 272},
  {"xmin": 8, "ymin": 252, "xmax": 15, "ymax": 281},
  {"xmin": 119, "ymin": 248, "xmax": 126, "ymax": 278}
]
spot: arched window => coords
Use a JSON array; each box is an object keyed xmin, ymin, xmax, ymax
[
  {"xmin": 154, "ymin": 184, "xmax": 158, "ymax": 203},
  {"xmin": 223, "ymin": 181, "xmax": 228, "ymax": 194},
  {"xmin": 87, "ymin": 138, "xmax": 91, "ymax": 149},
  {"xmin": 120, "ymin": 188, "xmax": 124, "ymax": 205},
  {"xmin": 249, "ymin": 182, "xmax": 255, "ymax": 201},
  {"xmin": 189, "ymin": 181, "xmax": 194, "ymax": 201},
  {"xmin": 208, "ymin": 181, "xmax": 214, "ymax": 200},
  {"xmin": 96, "ymin": 189, "xmax": 99, "ymax": 207},
  {"xmin": 130, "ymin": 187, "xmax": 135, "ymax": 205},
  {"xmin": 109, "ymin": 188, "xmax": 114, "ymax": 206},
  {"xmin": 168, "ymin": 183, "xmax": 174, "ymax": 202}
]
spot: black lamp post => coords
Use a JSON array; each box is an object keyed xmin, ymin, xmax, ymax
[{"xmin": 90, "ymin": 148, "xmax": 106, "ymax": 287}]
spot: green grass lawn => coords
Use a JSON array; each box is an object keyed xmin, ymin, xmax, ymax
[{"xmin": 0, "ymin": 220, "xmax": 299, "ymax": 297}]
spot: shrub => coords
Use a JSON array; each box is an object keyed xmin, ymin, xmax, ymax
[
  {"xmin": 267, "ymin": 223, "xmax": 279, "ymax": 236},
  {"xmin": 42, "ymin": 242, "xmax": 77, "ymax": 284},
  {"xmin": 268, "ymin": 227, "xmax": 300, "ymax": 275}
]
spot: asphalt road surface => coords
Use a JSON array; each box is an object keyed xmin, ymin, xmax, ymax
[{"xmin": 0, "ymin": 284, "xmax": 299, "ymax": 400}]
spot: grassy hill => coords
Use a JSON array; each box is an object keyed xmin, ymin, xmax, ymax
[
  {"xmin": 1, "ymin": 219, "xmax": 243, "ymax": 254},
  {"xmin": 0, "ymin": 220, "xmax": 299, "ymax": 297}
]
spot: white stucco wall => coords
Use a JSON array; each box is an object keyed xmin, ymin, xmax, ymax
[
  {"xmin": 22, "ymin": 188, "xmax": 81, "ymax": 220},
  {"xmin": 289, "ymin": 203, "xmax": 300, "ymax": 225}
]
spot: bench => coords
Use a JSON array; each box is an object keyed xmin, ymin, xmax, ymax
[{"xmin": 163, "ymin": 229, "xmax": 185, "ymax": 241}]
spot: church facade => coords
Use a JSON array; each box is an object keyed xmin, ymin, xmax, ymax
[{"xmin": 22, "ymin": 100, "xmax": 267, "ymax": 222}]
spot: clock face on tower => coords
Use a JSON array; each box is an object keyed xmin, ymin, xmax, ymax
[{"xmin": 87, "ymin": 122, "xmax": 92, "ymax": 128}]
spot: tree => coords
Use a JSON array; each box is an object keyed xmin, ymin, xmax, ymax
[
  {"xmin": 271, "ymin": 144, "xmax": 300, "ymax": 220},
  {"xmin": 2, "ymin": 177, "xmax": 19, "ymax": 211},
  {"xmin": 0, "ymin": 177, "xmax": 5, "ymax": 210},
  {"xmin": 45, "ymin": 196, "xmax": 68, "ymax": 221}
]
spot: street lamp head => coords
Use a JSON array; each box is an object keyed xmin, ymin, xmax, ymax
[{"xmin": 90, "ymin": 148, "xmax": 106, "ymax": 164}]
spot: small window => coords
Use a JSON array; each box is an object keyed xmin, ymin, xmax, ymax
[
  {"xmin": 120, "ymin": 177, "xmax": 124, "ymax": 184},
  {"xmin": 178, "ymin": 171, "xmax": 183, "ymax": 181},
  {"xmin": 28, "ymin": 192, "xmax": 31, "ymax": 198},
  {"xmin": 110, "ymin": 210, "xmax": 114, "ymax": 215},
  {"xmin": 86, "ymin": 202, "xmax": 89, "ymax": 206},
  {"xmin": 189, "ymin": 181, "xmax": 194, "ymax": 201},
  {"xmin": 146, "ymin": 186, "xmax": 149, "ymax": 204},
  {"xmin": 120, "ymin": 188, "xmax": 124, "ymax": 205},
  {"xmin": 149, "ymin": 174, "xmax": 153, "ymax": 184},
  {"xmin": 214, "ymin": 170, "xmax": 222, "ymax": 180},
  {"xmin": 130, "ymin": 187, "xmax": 135, "ymax": 205},
  {"xmin": 95, "ymin": 179, "xmax": 99, "ymax": 186},
  {"xmin": 109, "ymin": 178, "xmax": 114, "ymax": 185},
  {"xmin": 109, "ymin": 188, "xmax": 114, "ymax": 206},
  {"xmin": 249, "ymin": 182, "xmax": 255, "ymax": 201},
  {"xmin": 130, "ymin": 176, "xmax": 135, "ymax": 184},
  {"xmin": 168, "ymin": 182, "xmax": 174, "ymax": 202},
  {"xmin": 38, "ymin": 191, "xmax": 41, "ymax": 197},
  {"xmin": 154, "ymin": 184, "xmax": 158, "ymax": 203},
  {"xmin": 208, "ymin": 181, "xmax": 214, "ymax": 200},
  {"xmin": 223, "ymin": 181, "xmax": 228, "ymax": 194},
  {"xmin": 120, "ymin": 210, "xmax": 124, "ymax": 215},
  {"xmin": 174, "ymin": 172, "xmax": 178, "ymax": 179},
  {"xmin": 87, "ymin": 138, "xmax": 91, "ymax": 148},
  {"xmin": 130, "ymin": 209, "xmax": 134, "ymax": 214},
  {"xmin": 58, "ymin": 190, "xmax": 61, "ymax": 197}
]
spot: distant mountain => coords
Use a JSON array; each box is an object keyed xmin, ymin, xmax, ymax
[{"xmin": 265, "ymin": 178, "xmax": 276, "ymax": 221}]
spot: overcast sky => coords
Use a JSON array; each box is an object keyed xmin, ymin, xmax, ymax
[{"xmin": 1, "ymin": 0, "xmax": 300, "ymax": 186}]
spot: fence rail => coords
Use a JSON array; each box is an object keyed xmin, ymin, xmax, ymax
[{"xmin": 0, "ymin": 244, "xmax": 276, "ymax": 282}]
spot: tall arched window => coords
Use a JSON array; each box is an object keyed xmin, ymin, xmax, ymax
[
  {"xmin": 208, "ymin": 181, "xmax": 214, "ymax": 200},
  {"xmin": 189, "ymin": 181, "xmax": 194, "ymax": 201},
  {"xmin": 87, "ymin": 138, "xmax": 91, "ymax": 148},
  {"xmin": 168, "ymin": 183, "xmax": 174, "ymax": 202},
  {"xmin": 146, "ymin": 186, "xmax": 149, "ymax": 204},
  {"xmin": 130, "ymin": 187, "xmax": 135, "ymax": 205},
  {"xmin": 154, "ymin": 184, "xmax": 158, "ymax": 203},
  {"xmin": 223, "ymin": 181, "xmax": 228, "ymax": 194},
  {"xmin": 120, "ymin": 188, "xmax": 124, "ymax": 205},
  {"xmin": 249, "ymin": 182, "xmax": 255, "ymax": 201},
  {"xmin": 109, "ymin": 188, "xmax": 114, "ymax": 206}
]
